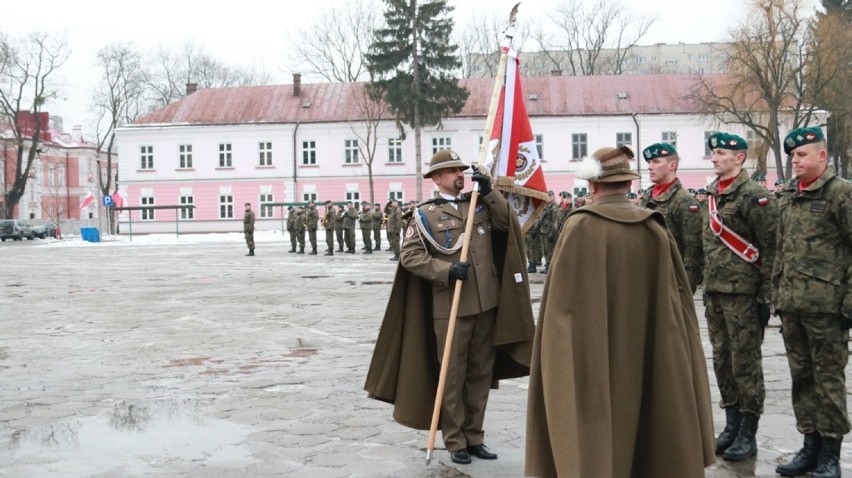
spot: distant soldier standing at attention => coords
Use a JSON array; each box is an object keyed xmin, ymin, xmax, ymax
[
  {"xmin": 372, "ymin": 202, "xmax": 384, "ymax": 251},
  {"xmin": 305, "ymin": 200, "xmax": 320, "ymax": 255},
  {"xmin": 334, "ymin": 204, "xmax": 345, "ymax": 252},
  {"xmin": 359, "ymin": 203, "xmax": 373, "ymax": 254},
  {"xmin": 342, "ymin": 202, "xmax": 358, "ymax": 254},
  {"xmin": 702, "ymin": 132, "xmax": 778, "ymax": 462},
  {"xmin": 294, "ymin": 206, "xmax": 307, "ymax": 254},
  {"xmin": 287, "ymin": 206, "xmax": 297, "ymax": 253},
  {"xmin": 386, "ymin": 199, "xmax": 402, "ymax": 261},
  {"xmin": 243, "ymin": 202, "xmax": 256, "ymax": 256},
  {"xmin": 322, "ymin": 200, "xmax": 337, "ymax": 256},
  {"xmin": 772, "ymin": 127, "xmax": 851, "ymax": 478}
]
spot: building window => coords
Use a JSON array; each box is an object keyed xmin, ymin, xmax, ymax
[
  {"xmin": 140, "ymin": 145, "xmax": 154, "ymax": 170},
  {"xmin": 58, "ymin": 167, "xmax": 65, "ymax": 186},
  {"xmin": 180, "ymin": 195, "xmax": 194, "ymax": 220},
  {"xmin": 704, "ymin": 130, "xmax": 719, "ymax": 157},
  {"xmin": 699, "ymin": 53, "xmax": 709, "ymax": 62},
  {"xmin": 345, "ymin": 139, "xmax": 359, "ymax": 164},
  {"xmin": 388, "ymin": 138, "xmax": 403, "ymax": 163},
  {"xmin": 616, "ymin": 132, "xmax": 632, "ymax": 149},
  {"xmin": 388, "ymin": 191, "xmax": 404, "ymax": 201},
  {"xmin": 636, "ymin": 56, "xmax": 646, "ymax": 64},
  {"xmin": 432, "ymin": 136, "xmax": 452, "ymax": 154},
  {"xmin": 346, "ymin": 191, "xmax": 360, "ymax": 203},
  {"xmin": 218, "ymin": 143, "xmax": 232, "ymax": 168},
  {"xmin": 535, "ymin": 134, "xmax": 544, "ymax": 159},
  {"xmin": 651, "ymin": 55, "xmax": 657, "ymax": 62},
  {"xmin": 571, "ymin": 134, "xmax": 587, "ymax": 160},
  {"xmin": 302, "ymin": 140, "xmax": 316, "ymax": 165},
  {"xmin": 219, "ymin": 194, "xmax": 233, "ymax": 219},
  {"xmin": 48, "ymin": 165, "xmax": 55, "ymax": 187},
  {"xmin": 662, "ymin": 131, "xmax": 678, "ymax": 145},
  {"xmin": 303, "ymin": 192, "xmax": 317, "ymax": 202},
  {"xmin": 664, "ymin": 59, "xmax": 678, "ymax": 66},
  {"xmin": 259, "ymin": 193, "xmax": 274, "ymax": 218},
  {"xmin": 179, "ymin": 144, "xmax": 193, "ymax": 168},
  {"xmin": 141, "ymin": 196, "xmax": 155, "ymax": 221},
  {"xmin": 258, "ymin": 142, "xmax": 272, "ymax": 166}
]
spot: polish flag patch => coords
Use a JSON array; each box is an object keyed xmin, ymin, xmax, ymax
[
  {"xmin": 689, "ymin": 204, "xmax": 699, "ymax": 212},
  {"xmin": 757, "ymin": 197, "xmax": 769, "ymax": 206}
]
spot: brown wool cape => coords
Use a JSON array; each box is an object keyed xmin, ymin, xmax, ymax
[
  {"xmin": 364, "ymin": 195, "xmax": 535, "ymax": 430},
  {"xmin": 525, "ymin": 195, "xmax": 715, "ymax": 478}
]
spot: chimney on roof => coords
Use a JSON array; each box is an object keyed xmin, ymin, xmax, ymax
[
  {"xmin": 293, "ymin": 73, "xmax": 302, "ymax": 97},
  {"xmin": 551, "ymin": 70, "xmax": 563, "ymax": 76},
  {"xmin": 71, "ymin": 125, "xmax": 83, "ymax": 142},
  {"xmin": 186, "ymin": 83, "xmax": 198, "ymax": 95}
]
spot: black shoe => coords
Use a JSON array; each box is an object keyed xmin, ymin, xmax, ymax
[
  {"xmin": 338, "ymin": 248, "xmax": 344, "ymax": 252},
  {"xmin": 363, "ymin": 249, "xmax": 372, "ymax": 254},
  {"xmin": 715, "ymin": 408, "xmax": 742, "ymax": 455},
  {"xmin": 288, "ymin": 249, "xmax": 295, "ymax": 253},
  {"xmin": 527, "ymin": 262, "xmax": 537, "ymax": 273},
  {"xmin": 776, "ymin": 432, "xmax": 820, "ymax": 477},
  {"xmin": 324, "ymin": 252, "xmax": 333, "ymax": 256},
  {"xmin": 722, "ymin": 412, "xmax": 758, "ymax": 461},
  {"xmin": 467, "ymin": 444, "xmax": 497, "ymax": 460},
  {"xmin": 309, "ymin": 250, "xmax": 317, "ymax": 255},
  {"xmin": 346, "ymin": 249, "xmax": 355, "ymax": 254},
  {"xmin": 297, "ymin": 249, "xmax": 305, "ymax": 254},
  {"xmin": 245, "ymin": 251, "xmax": 254, "ymax": 256},
  {"xmin": 374, "ymin": 246, "xmax": 381, "ymax": 251},
  {"xmin": 812, "ymin": 437, "xmax": 841, "ymax": 478},
  {"xmin": 385, "ymin": 248, "xmax": 392, "ymax": 251},
  {"xmin": 450, "ymin": 449, "xmax": 471, "ymax": 465}
]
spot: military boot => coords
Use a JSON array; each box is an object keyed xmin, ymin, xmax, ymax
[
  {"xmin": 776, "ymin": 432, "xmax": 821, "ymax": 477},
  {"xmin": 246, "ymin": 249, "xmax": 255, "ymax": 256},
  {"xmin": 722, "ymin": 412, "xmax": 758, "ymax": 461},
  {"xmin": 288, "ymin": 247, "xmax": 296, "ymax": 253},
  {"xmin": 309, "ymin": 248, "xmax": 317, "ymax": 255},
  {"xmin": 527, "ymin": 261, "xmax": 537, "ymax": 273},
  {"xmin": 298, "ymin": 246, "xmax": 305, "ymax": 254},
  {"xmin": 812, "ymin": 437, "xmax": 841, "ymax": 478},
  {"xmin": 324, "ymin": 250, "xmax": 333, "ymax": 256},
  {"xmin": 715, "ymin": 408, "xmax": 742, "ymax": 455}
]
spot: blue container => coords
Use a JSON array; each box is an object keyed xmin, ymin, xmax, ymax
[{"xmin": 80, "ymin": 227, "xmax": 100, "ymax": 243}]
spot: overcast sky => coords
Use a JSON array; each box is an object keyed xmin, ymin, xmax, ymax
[{"xmin": 0, "ymin": 0, "xmax": 813, "ymax": 137}]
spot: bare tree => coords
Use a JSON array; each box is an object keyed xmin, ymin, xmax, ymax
[
  {"xmin": 0, "ymin": 32, "xmax": 69, "ymax": 219},
  {"xmin": 348, "ymin": 84, "xmax": 388, "ymax": 204},
  {"xmin": 40, "ymin": 153, "xmax": 67, "ymax": 239},
  {"xmin": 145, "ymin": 41, "xmax": 271, "ymax": 110},
  {"xmin": 287, "ymin": 0, "xmax": 381, "ymax": 82},
  {"xmin": 456, "ymin": 9, "xmax": 532, "ymax": 78},
  {"xmin": 531, "ymin": 0, "xmax": 656, "ymax": 76},
  {"xmin": 689, "ymin": 0, "xmax": 831, "ymax": 179},
  {"xmin": 91, "ymin": 41, "xmax": 147, "ymax": 233}
]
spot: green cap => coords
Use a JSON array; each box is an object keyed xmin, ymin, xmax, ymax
[
  {"xmin": 642, "ymin": 143, "xmax": 678, "ymax": 162},
  {"xmin": 784, "ymin": 126, "xmax": 825, "ymax": 155},
  {"xmin": 775, "ymin": 178, "xmax": 785, "ymax": 186},
  {"xmin": 627, "ymin": 192, "xmax": 637, "ymax": 199},
  {"xmin": 708, "ymin": 132, "xmax": 748, "ymax": 151},
  {"xmin": 753, "ymin": 174, "xmax": 766, "ymax": 182}
]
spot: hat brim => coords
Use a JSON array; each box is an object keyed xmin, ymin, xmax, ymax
[
  {"xmin": 424, "ymin": 161, "xmax": 470, "ymax": 178},
  {"xmin": 592, "ymin": 170, "xmax": 641, "ymax": 183}
]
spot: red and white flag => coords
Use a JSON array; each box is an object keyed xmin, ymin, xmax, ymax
[
  {"xmin": 80, "ymin": 192, "xmax": 95, "ymax": 210},
  {"xmin": 112, "ymin": 192, "xmax": 124, "ymax": 208},
  {"xmin": 482, "ymin": 52, "xmax": 549, "ymax": 231}
]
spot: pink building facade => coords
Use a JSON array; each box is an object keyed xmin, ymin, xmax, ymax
[{"xmin": 116, "ymin": 75, "xmax": 817, "ymax": 234}]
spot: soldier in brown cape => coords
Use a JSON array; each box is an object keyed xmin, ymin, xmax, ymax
[
  {"xmin": 364, "ymin": 150, "xmax": 535, "ymax": 466},
  {"xmin": 525, "ymin": 146, "xmax": 715, "ymax": 478}
]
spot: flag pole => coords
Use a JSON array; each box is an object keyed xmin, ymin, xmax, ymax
[{"xmin": 425, "ymin": 3, "xmax": 519, "ymax": 465}]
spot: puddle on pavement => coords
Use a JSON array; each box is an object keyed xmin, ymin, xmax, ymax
[{"xmin": 7, "ymin": 399, "xmax": 254, "ymax": 473}]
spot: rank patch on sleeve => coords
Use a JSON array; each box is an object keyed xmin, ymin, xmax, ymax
[
  {"xmin": 757, "ymin": 197, "xmax": 769, "ymax": 206},
  {"xmin": 405, "ymin": 226, "xmax": 414, "ymax": 238},
  {"xmin": 689, "ymin": 204, "xmax": 699, "ymax": 212}
]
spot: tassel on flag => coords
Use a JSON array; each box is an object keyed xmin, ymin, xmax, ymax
[
  {"xmin": 482, "ymin": 52, "xmax": 549, "ymax": 232},
  {"xmin": 80, "ymin": 192, "xmax": 95, "ymax": 210}
]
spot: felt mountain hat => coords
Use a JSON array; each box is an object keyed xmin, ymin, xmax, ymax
[
  {"xmin": 708, "ymin": 132, "xmax": 748, "ymax": 151},
  {"xmin": 576, "ymin": 146, "xmax": 641, "ymax": 183},
  {"xmin": 642, "ymin": 143, "xmax": 679, "ymax": 162},
  {"xmin": 784, "ymin": 126, "xmax": 825, "ymax": 155},
  {"xmin": 424, "ymin": 150, "xmax": 469, "ymax": 178}
]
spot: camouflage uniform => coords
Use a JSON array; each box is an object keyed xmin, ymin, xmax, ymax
[
  {"xmin": 703, "ymin": 170, "xmax": 778, "ymax": 416},
  {"xmin": 525, "ymin": 225, "xmax": 541, "ymax": 271},
  {"xmin": 371, "ymin": 207, "xmax": 383, "ymax": 251},
  {"xmin": 342, "ymin": 206, "xmax": 358, "ymax": 253},
  {"xmin": 305, "ymin": 204, "xmax": 319, "ymax": 254},
  {"xmin": 640, "ymin": 179, "xmax": 704, "ymax": 292},
  {"xmin": 334, "ymin": 208, "xmax": 345, "ymax": 252},
  {"xmin": 537, "ymin": 202, "xmax": 557, "ymax": 269},
  {"xmin": 386, "ymin": 205, "xmax": 402, "ymax": 259},
  {"xmin": 294, "ymin": 209, "xmax": 307, "ymax": 253},
  {"xmin": 323, "ymin": 206, "xmax": 337, "ymax": 255},
  {"xmin": 772, "ymin": 167, "xmax": 852, "ymax": 440},
  {"xmin": 286, "ymin": 208, "xmax": 297, "ymax": 252},
  {"xmin": 359, "ymin": 206, "xmax": 373, "ymax": 253},
  {"xmin": 243, "ymin": 208, "xmax": 256, "ymax": 254}
]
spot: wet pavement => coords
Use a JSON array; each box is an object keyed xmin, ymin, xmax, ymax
[{"xmin": 1, "ymin": 233, "xmax": 851, "ymax": 477}]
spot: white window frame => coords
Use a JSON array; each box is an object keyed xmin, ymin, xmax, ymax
[
  {"xmin": 302, "ymin": 140, "xmax": 317, "ymax": 165},
  {"xmin": 616, "ymin": 132, "xmax": 632, "ymax": 149},
  {"xmin": 571, "ymin": 134, "xmax": 587, "ymax": 160},
  {"xmin": 345, "ymin": 191, "xmax": 360, "ymax": 203},
  {"xmin": 219, "ymin": 194, "xmax": 234, "ymax": 219},
  {"xmin": 345, "ymin": 139, "xmax": 359, "ymax": 164},
  {"xmin": 662, "ymin": 131, "xmax": 678, "ymax": 145},
  {"xmin": 258, "ymin": 141, "xmax": 272, "ymax": 166},
  {"xmin": 432, "ymin": 136, "xmax": 452, "ymax": 154},
  {"xmin": 140, "ymin": 145, "xmax": 154, "ymax": 170},
  {"xmin": 388, "ymin": 138, "xmax": 403, "ymax": 163},
  {"xmin": 179, "ymin": 195, "xmax": 194, "ymax": 220},
  {"xmin": 141, "ymin": 196, "xmax": 155, "ymax": 221},
  {"xmin": 303, "ymin": 192, "xmax": 318, "ymax": 202},
  {"xmin": 48, "ymin": 165, "xmax": 55, "ymax": 187},
  {"xmin": 388, "ymin": 191, "xmax": 403, "ymax": 201},
  {"xmin": 179, "ymin": 144, "xmax": 193, "ymax": 169},
  {"xmin": 218, "ymin": 143, "xmax": 232, "ymax": 168},
  {"xmin": 259, "ymin": 192, "xmax": 274, "ymax": 218},
  {"xmin": 535, "ymin": 134, "xmax": 544, "ymax": 160}
]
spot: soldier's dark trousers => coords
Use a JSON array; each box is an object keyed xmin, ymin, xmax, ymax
[
  {"xmin": 373, "ymin": 229, "xmax": 381, "ymax": 250},
  {"xmin": 289, "ymin": 231, "xmax": 297, "ymax": 252},
  {"xmin": 388, "ymin": 231, "xmax": 400, "ymax": 257},
  {"xmin": 308, "ymin": 229, "xmax": 318, "ymax": 252},
  {"xmin": 344, "ymin": 228, "xmax": 355, "ymax": 251},
  {"xmin": 244, "ymin": 230, "xmax": 254, "ymax": 252},
  {"xmin": 361, "ymin": 229, "xmax": 372, "ymax": 251},
  {"xmin": 781, "ymin": 313, "xmax": 851, "ymax": 439},
  {"xmin": 433, "ymin": 309, "xmax": 496, "ymax": 452},
  {"xmin": 325, "ymin": 229, "xmax": 335, "ymax": 253},
  {"xmin": 335, "ymin": 229, "xmax": 344, "ymax": 251},
  {"xmin": 706, "ymin": 292, "xmax": 765, "ymax": 415},
  {"xmin": 297, "ymin": 231, "xmax": 305, "ymax": 252}
]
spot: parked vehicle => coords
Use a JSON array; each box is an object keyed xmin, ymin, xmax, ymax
[
  {"xmin": 0, "ymin": 220, "xmax": 35, "ymax": 241},
  {"xmin": 32, "ymin": 222, "xmax": 58, "ymax": 239}
]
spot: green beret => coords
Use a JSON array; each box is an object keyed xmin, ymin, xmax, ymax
[
  {"xmin": 642, "ymin": 143, "xmax": 678, "ymax": 162},
  {"xmin": 559, "ymin": 191, "xmax": 570, "ymax": 198},
  {"xmin": 784, "ymin": 126, "xmax": 825, "ymax": 155},
  {"xmin": 753, "ymin": 174, "xmax": 766, "ymax": 181},
  {"xmin": 627, "ymin": 192, "xmax": 637, "ymax": 199},
  {"xmin": 708, "ymin": 132, "xmax": 748, "ymax": 151},
  {"xmin": 775, "ymin": 178, "xmax": 785, "ymax": 186},
  {"xmin": 697, "ymin": 188, "xmax": 707, "ymax": 195}
]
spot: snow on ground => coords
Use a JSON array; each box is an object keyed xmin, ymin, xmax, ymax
[{"xmin": 22, "ymin": 230, "xmax": 288, "ymax": 248}]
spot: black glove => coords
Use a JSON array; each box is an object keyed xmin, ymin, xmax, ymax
[
  {"xmin": 756, "ymin": 302, "xmax": 771, "ymax": 329},
  {"xmin": 471, "ymin": 166, "xmax": 492, "ymax": 196},
  {"xmin": 449, "ymin": 261, "xmax": 471, "ymax": 281}
]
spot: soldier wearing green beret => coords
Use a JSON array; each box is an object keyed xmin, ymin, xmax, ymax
[
  {"xmin": 536, "ymin": 191, "xmax": 558, "ymax": 274},
  {"xmin": 627, "ymin": 191, "xmax": 639, "ymax": 205},
  {"xmin": 305, "ymin": 200, "xmax": 320, "ymax": 255},
  {"xmin": 774, "ymin": 178, "xmax": 785, "ymax": 198},
  {"xmin": 322, "ymin": 201, "xmax": 337, "ymax": 256},
  {"xmin": 639, "ymin": 143, "xmax": 704, "ymax": 292},
  {"xmin": 294, "ymin": 205, "xmax": 307, "ymax": 254},
  {"xmin": 334, "ymin": 203, "xmax": 345, "ymax": 252},
  {"xmin": 386, "ymin": 199, "xmax": 402, "ymax": 261},
  {"xmin": 342, "ymin": 202, "xmax": 358, "ymax": 253},
  {"xmin": 703, "ymin": 132, "xmax": 778, "ymax": 462},
  {"xmin": 753, "ymin": 174, "xmax": 768, "ymax": 190},
  {"xmin": 286, "ymin": 206, "xmax": 297, "ymax": 253},
  {"xmin": 772, "ymin": 126, "xmax": 849, "ymax": 478}
]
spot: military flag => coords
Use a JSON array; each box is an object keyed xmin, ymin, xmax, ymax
[{"xmin": 79, "ymin": 192, "xmax": 95, "ymax": 210}]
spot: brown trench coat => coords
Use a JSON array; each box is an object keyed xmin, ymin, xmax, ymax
[
  {"xmin": 525, "ymin": 195, "xmax": 715, "ymax": 478},
  {"xmin": 364, "ymin": 192, "xmax": 535, "ymax": 430}
]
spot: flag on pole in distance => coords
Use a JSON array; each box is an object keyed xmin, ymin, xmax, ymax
[
  {"xmin": 483, "ymin": 52, "xmax": 549, "ymax": 232},
  {"xmin": 112, "ymin": 192, "xmax": 124, "ymax": 208},
  {"xmin": 79, "ymin": 192, "xmax": 95, "ymax": 210}
]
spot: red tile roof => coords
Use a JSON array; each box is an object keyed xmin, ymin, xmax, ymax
[{"xmin": 131, "ymin": 74, "xmax": 735, "ymax": 127}]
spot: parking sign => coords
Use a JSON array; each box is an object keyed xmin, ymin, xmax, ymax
[{"xmin": 103, "ymin": 195, "xmax": 114, "ymax": 207}]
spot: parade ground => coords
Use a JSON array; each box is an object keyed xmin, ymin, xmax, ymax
[{"xmin": 1, "ymin": 231, "xmax": 851, "ymax": 477}]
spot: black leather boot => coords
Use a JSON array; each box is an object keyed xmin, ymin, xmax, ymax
[
  {"xmin": 324, "ymin": 250, "xmax": 333, "ymax": 256},
  {"xmin": 288, "ymin": 247, "xmax": 295, "ymax": 253},
  {"xmin": 297, "ymin": 246, "xmax": 305, "ymax": 254},
  {"xmin": 309, "ymin": 248, "xmax": 317, "ymax": 255},
  {"xmin": 246, "ymin": 249, "xmax": 254, "ymax": 256},
  {"xmin": 715, "ymin": 408, "xmax": 742, "ymax": 455},
  {"xmin": 776, "ymin": 432, "xmax": 821, "ymax": 477},
  {"xmin": 812, "ymin": 437, "xmax": 841, "ymax": 478},
  {"xmin": 722, "ymin": 412, "xmax": 758, "ymax": 461},
  {"xmin": 527, "ymin": 261, "xmax": 537, "ymax": 273}
]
